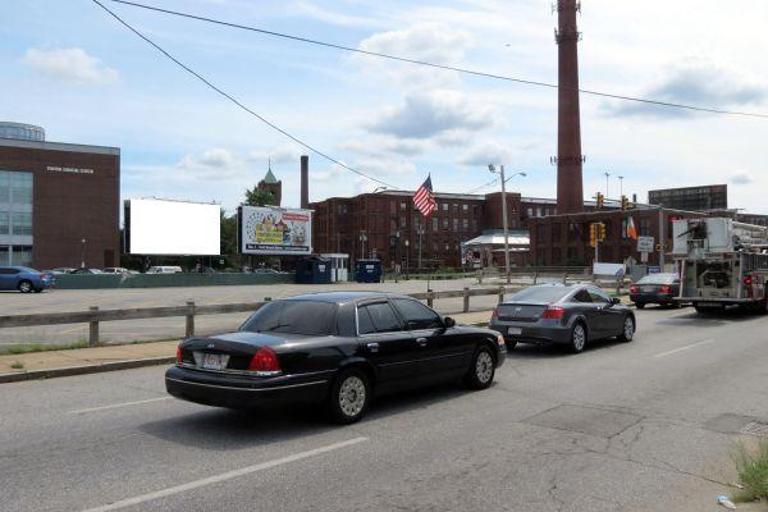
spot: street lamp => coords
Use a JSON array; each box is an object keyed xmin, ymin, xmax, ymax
[
  {"xmin": 359, "ymin": 230, "xmax": 367, "ymax": 260},
  {"xmin": 488, "ymin": 164, "xmax": 526, "ymax": 284},
  {"xmin": 604, "ymin": 171, "xmax": 611, "ymax": 197},
  {"xmin": 404, "ymin": 239, "xmax": 410, "ymax": 277},
  {"xmin": 618, "ymin": 175, "xmax": 624, "ymax": 197}
]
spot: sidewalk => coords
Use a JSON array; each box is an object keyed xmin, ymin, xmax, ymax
[{"xmin": 0, "ymin": 310, "xmax": 494, "ymax": 383}]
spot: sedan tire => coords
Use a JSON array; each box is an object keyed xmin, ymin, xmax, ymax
[
  {"xmin": 327, "ymin": 368, "xmax": 371, "ymax": 424},
  {"xmin": 635, "ymin": 302, "xmax": 646, "ymax": 309},
  {"xmin": 464, "ymin": 346, "xmax": 496, "ymax": 390},
  {"xmin": 569, "ymin": 322, "xmax": 587, "ymax": 354},
  {"xmin": 617, "ymin": 316, "xmax": 635, "ymax": 342},
  {"xmin": 17, "ymin": 280, "xmax": 33, "ymax": 293}
]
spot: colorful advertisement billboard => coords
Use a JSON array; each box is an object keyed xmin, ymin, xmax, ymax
[{"xmin": 239, "ymin": 206, "xmax": 312, "ymax": 255}]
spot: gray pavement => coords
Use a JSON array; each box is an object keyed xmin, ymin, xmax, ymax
[
  {"xmin": 2, "ymin": 305, "xmax": 767, "ymax": 511},
  {"xmin": 0, "ymin": 279, "xmax": 514, "ymax": 349}
]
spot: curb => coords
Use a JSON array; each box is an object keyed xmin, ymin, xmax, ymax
[{"xmin": 0, "ymin": 356, "xmax": 176, "ymax": 384}]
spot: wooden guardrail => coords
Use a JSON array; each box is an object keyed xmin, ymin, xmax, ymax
[{"xmin": 0, "ymin": 287, "xmax": 519, "ymax": 347}]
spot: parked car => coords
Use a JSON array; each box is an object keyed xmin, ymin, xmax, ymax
[
  {"xmin": 489, "ymin": 284, "xmax": 635, "ymax": 353},
  {"xmin": 70, "ymin": 268, "xmax": 104, "ymax": 275},
  {"xmin": 166, "ymin": 292, "xmax": 506, "ymax": 423},
  {"xmin": 146, "ymin": 266, "xmax": 183, "ymax": 274},
  {"xmin": 0, "ymin": 266, "xmax": 54, "ymax": 293},
  {"xmin": 102, "ymin": 267, "xmax": 131, "ymax": 275},
  {"xmin": 50, "ymin": 267, "xmax": 76, "ymax": 275},
  {"xmin": 629, "ymin": 273, "xmax": 682, "ymax": 309}
]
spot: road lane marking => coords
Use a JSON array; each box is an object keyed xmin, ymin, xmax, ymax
[
  {"xmin": 68, "ymin": 397, "xmax": 172, "ymax": 414},
  {"xmin": 653, "ymin": 339, "xmax": 717, "ymax": 358},
  {"xmin": 79, "ymin": 436, "xmax": 369, "ymax": 512}
]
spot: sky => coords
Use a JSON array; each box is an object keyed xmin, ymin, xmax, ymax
[{"xmin": 2, "ymin": 0, "xmax": 767, "ymax": 216}]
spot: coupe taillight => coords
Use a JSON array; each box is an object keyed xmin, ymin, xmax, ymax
[
  {"xmin": 248, "ymin": 347, "xmax": 282, "ymax": 375},
  {"xmin": 541, "ymin": 305, "xmax": 565, "ymax": 320},
  {"xmin": 176, "ymin": 345, "xmax": 183, "ymax": 364}
]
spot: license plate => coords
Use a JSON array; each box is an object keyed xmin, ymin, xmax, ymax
[
  {"xmin": 508, "ymin": 327, "xmax": 522, "ymax": 336},
  {"xmin": 642, "ymin": 286, "xmax": 655, "ymax": 292},
  {"xmin": 195, "ymin": 352, "xmax": 229, "ymax": 371}
]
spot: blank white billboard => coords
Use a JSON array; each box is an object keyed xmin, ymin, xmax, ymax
[{"xmin": 127, "ymin": 199, "xmax": 220, "ymax": 255}]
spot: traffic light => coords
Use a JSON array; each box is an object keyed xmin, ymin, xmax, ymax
[
  {"xmin": 596, "ymin": 192, "xmax": 605, "ymax": 210},
  {"xmin": 621, "ymin": 195, "xmax": 630, "ymax": 211},
  {"xmin": 597, "ymin": 222, "xmax": 606, "ymax": 241}
]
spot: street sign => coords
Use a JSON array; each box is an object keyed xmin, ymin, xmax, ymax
[
  {"xmin": 637, "ymin": 236, "xmax": 654, "ymax": 253},
  {"xmin": 648, "ymin": 266, "xmax": 661, "ymax": 274}
]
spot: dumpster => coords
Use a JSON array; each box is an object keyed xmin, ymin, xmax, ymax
[
  {"xmin": 355, "ymin": 259, "xmax": 382, "ymax": 283},
  {"xmin": 295, "ymin": 256, "xmax": 332, "ymax": 284}
]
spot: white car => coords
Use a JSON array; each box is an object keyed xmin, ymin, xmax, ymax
[
  {"xmin": 146, "ymin": 266, "xmax": 183, "ymax": 274},
  {"xmin": 102, "ymin": 267, "xmax": 131, "ymax": 274}
]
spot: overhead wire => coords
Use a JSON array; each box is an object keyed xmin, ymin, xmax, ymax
[
  {"xmin": 109, "ymin": 0, "xmax": 768, "ymax": 119},
  {"xmin": 90, "ymin": 0, "xmax": 398, "ymax": 189}
]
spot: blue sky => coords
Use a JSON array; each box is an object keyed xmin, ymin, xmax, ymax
[{"xmin": 3, "ymin": 0, "xmax": 767, "ymax": 214}]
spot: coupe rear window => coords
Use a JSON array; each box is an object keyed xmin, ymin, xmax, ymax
[
  {"xmin": 507, "ymin": 286, "xmax": 570, "ymax": 303},
  {"xmin": 637, "ymin": 274, "xmax": 677, "ymax": 285},
  {"xmin": 240, "ymin": 300, "xmax": 337, "ymax": 336}
]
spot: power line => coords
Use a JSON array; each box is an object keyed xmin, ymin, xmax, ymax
[
  {"xmin": 90, "ymin": 0, "xmax": 398, "ymax": 189},
  {"xmin": 110, "ymin": 0, "xmax": 768, "ymax": 120}
]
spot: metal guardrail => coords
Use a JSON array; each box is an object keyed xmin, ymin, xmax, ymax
[{"xmin": 0, "ymin": 287, "xmax": 518, "ymax": 347}]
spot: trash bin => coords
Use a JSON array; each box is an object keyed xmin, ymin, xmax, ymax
[
  {"xmin": 295, "ymin": 256, "xmax": 332, "ymax": 284},
  {"xmin": 355, "ymin": 259, "xmax": 382, "ymax": 283}
]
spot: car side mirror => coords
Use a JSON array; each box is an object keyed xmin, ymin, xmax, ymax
[
  {"xmin": 611, "ymin": 298, "xmax": 621, "ymax": 306},
  {"xmin": 443, "ymin": 317, "xmax": 456, "ymax": 328}
]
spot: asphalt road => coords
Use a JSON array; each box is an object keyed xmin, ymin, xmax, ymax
[
  {"xmin": 3, "ymin": 305, "xmax": 766, "ymax": 512},
  {"xmin": 0, "ymin": 277, "xmax": 568, "ymax": 348}
]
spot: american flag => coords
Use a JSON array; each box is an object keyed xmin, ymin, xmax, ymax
[{"xmin": 413, "ymin": 175, "xmax": 437, "ymax": 217}]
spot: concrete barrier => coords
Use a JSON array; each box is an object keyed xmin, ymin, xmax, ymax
[{"xmin": 52, "ymin": 272, "xmax": 294, "ymax": 290}]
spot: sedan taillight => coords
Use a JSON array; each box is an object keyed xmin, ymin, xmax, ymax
[
  {"xmin": 629, "ymin": 285, "xmax": 639, "ymax": 294},
  {"xmin": 541, "ymin": 305, "xmax": 565, "ymax": 320},
  {"xmin": 248, "ymin": 347, "xmax": 282, "ymax": 375},
  {"xmin": 176, "ymin": 345, "xmax": 183, "ymax": 364},
  {"xmin": 660, "ymin": 285, "xmax": 672, "ymax": 294}
]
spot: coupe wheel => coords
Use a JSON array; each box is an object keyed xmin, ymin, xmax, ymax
[
  {"xmin": 327, "ymin": 369, "xmax": 370, "ymax": 424},
  {"xmin": 17, "ymin": 280, "xmax": 33, "ymax": 293},
  {"xmin": 635, "ymin": 302, "xmax": 645, "ymax": 309},
  {"xmin": 570, "ymin": 323, "xmax": 587, "ymax": 353},
  {"xmin": 618, "ymin": 316, "xmax": 635, "ymax": 342},
  {"xmin": 464, "ymin": 346, "xmax": 496, "ymax": 390}
]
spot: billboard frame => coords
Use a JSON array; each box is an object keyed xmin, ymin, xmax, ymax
[{"xmin": 239, "ymin": 205, "xmax": 313, "ymax": 256}]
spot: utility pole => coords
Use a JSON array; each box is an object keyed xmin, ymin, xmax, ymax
[
  {"xmin": 489, "ymin": 164, "xmax": 526, "ymax": 284},
  {"xmin": 359, "ymin": 230, "xmax": 367, "ymax": 261},
  {"xmin": 658, "ymin": 206, "xmax": 665, "ymax": 269}
]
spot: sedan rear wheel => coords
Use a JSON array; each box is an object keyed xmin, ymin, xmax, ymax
[
  {"xmin": 618, "ymin": 316, "xmax": 635, "ymax": 342},
  {"xmin": 464, "ymin": 346, "xmax": 495, "ymax": 390},
  {"xmin": 327, "ymin": 369, "xmax": 370, "ymax": 424},
  {"xmin": 570, "ymin": 323, "xmax": 587, "ymax": 354},
  {"xmin": 17, "ymin": 280, "xmax": 33, "ymax": 293}
]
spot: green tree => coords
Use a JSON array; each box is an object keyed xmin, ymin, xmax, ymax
[
  {"xmin": 244, "ymin": 187, "xmax": 274, "ymax": 207},
  {"xmin": 220, "ymin": 210, "xmax": 238, "ymax": 257}
]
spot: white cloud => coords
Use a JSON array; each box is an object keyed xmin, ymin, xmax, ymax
[
  {"xmin": 339, "ymin": 136, "xmax": 428, "ymax": 157},
  {"xmin": 458, "ymin": 141, "xmax": 515, "ymax": 167},
  {"xmin": 291, "ymin": 1, "xmax": 386, "ymax": 28},
  {"xmin": 354, "ymin": 23, "xmax": 473, "ymax": 88},
  {"xmin": 247, "ymin": 143, "xmax": 305, "ymax": 167},
  {"xmin": 368, "ymin": 89, "xmax": 495, "ymax": 139},
  {"xmin": 177, "ymin": 148, "xmax": 246, "ymax": 180},
  {"xmin": 23, "ymin": 47, "xmax": 118, "ymax": 85},
  {"xmin": 731, "ymin": 172, "xmax": 754, "ymax": 185}
]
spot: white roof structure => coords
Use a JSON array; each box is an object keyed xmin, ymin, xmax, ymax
[{"xmin": 462, "ymin": 230, "xmax": 530, "ymax": 247}]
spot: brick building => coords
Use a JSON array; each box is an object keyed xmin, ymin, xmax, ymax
[
  {"xmin": 309, "ymin": 188, "xmax": 604, "ymax": 270},
  {"xmin": 527, "ymin": 207, "xmax": 706, "ymax": 267},
  {"xmin": 0, "ymin": 123, "xmax": 120, "ymax": 269}
]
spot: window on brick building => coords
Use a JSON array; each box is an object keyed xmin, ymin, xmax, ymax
[
  {"xmin": 442, "ymin": 218, "xmax": 448, "ymax": 229},
  {"xmin": 432, "ymin": 217, "xmax": 438, "ymax": 231},
  {"xmin": 453, "ymin": 218, "xmax": 459, "ymax": 231},
  {"xmin": 639, "ymin": 218, "xmax": 651, "ymax": 236},
  {"xmin": 462, "ymin": 218, "xmax": 468, "ymax": 230},
  {"xmin": 390, "ymin": 201, "xmax": 396, "ymax": 214},
  {"xmin": 442, "ymin": 203, "xmax": 448, "ymax": 211},
  {"xmin": 462, "ymin": 204, "xmax": 468, "ymax": 211},
  {"xmin": 400, "ymin": 202, "xmax": 406, "ymax": 211}
]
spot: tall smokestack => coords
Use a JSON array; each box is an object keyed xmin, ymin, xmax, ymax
[
  {"xmin": 555, "ymin": 0, "xmax": 584, "ymax": 214},
  {"xmin": 300, "ymin": 155, "xmax": 309, "ymax": 209}
]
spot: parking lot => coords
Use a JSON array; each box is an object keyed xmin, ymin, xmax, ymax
[
  {"xmin": 2, "ymin": 305, "xmax": 767, "ymax": 511},
  {"xmin": 0, "ymin": 278, "xmax": 526, "ymax": 348}
]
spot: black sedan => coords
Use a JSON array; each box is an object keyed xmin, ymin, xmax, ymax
[
  {"xmin": 166, "ymin": 292, "xmax": 506, "ymax": 423},
  {"xmin": 629, "ymin": 273, "xmax": 682, "ymax": 309},
  {"xmin": 489, "ymin": 284, "xmax": 636, "ymax": 353}
]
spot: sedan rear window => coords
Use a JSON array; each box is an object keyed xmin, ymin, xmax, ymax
[
  {"xmin": 240, "ymin": 300, "xmax": 337, "ymax": 336},
  {"xmin": 507, "ymin": 286, "xmax": 570, "ymax": 303},
  {"xmin": 637, "ymin": 274, "xmax": 678, "ymax": 285}
]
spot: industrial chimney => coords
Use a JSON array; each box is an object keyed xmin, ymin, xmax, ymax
[
  {"xmin": 555, "ymin": 0, "xmax": 584, "ymax": 214},
  {"xmin": 300, "ymin": 155, "xmax": 309, "ymax": 209}
]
